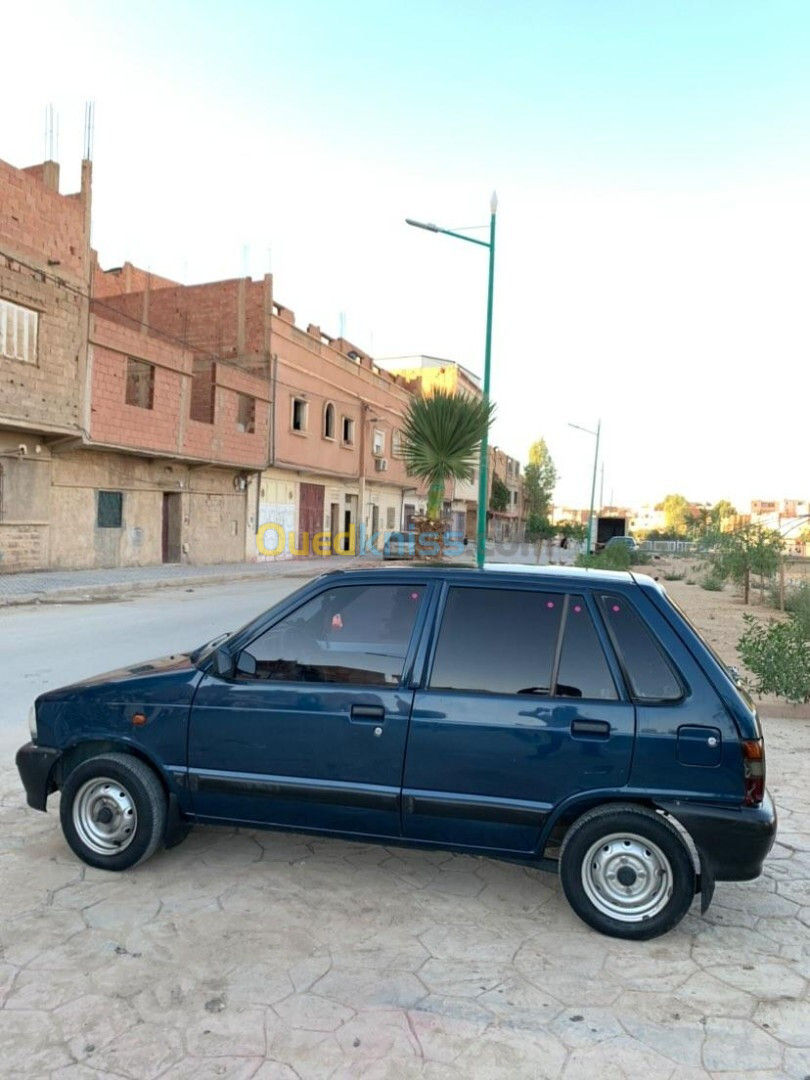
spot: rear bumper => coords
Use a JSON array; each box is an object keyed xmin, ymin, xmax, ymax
[
  {"xmin": 658, "ymin": 789, "xmax": 777, "ymax": 881},
  {"xmin": 16, "ymin": 742, "xmax": 61, "ymax": 811}
]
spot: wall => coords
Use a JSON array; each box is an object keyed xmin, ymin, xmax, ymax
[
  {"xmin": 88, "ymin": 314, "xmax": 271, "ymax": 469},
  {"xmin": 0, "ymin": 158, "xmax": 91, "ymax": 438},
  {"xmin": 0, "ymin": 158, "xmax": 89, "ymax": 280},
  {"xmin": 93, "ymin": 260, "xmax": 178, "ymax": 298},
  {"xmin": 49, "ymin": 450, "xmax": 250, "ymax": 569}
]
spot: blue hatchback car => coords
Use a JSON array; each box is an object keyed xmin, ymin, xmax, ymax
[{"xmin": 17, "ymin": 565, "xmax": 776, "ymax": 940}]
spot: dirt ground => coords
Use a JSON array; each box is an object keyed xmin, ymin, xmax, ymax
[{"xmin": 641, "ymin": 554, "xmax": 808, "ymax": 717}]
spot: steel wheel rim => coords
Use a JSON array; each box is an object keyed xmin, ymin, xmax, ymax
[
  {"xmin": 72, "ymin": 777, "xmax": 138, "ymax": 855},
  {"xmin": 581, "ymin": 831, "xmax": 673, "ymax": 922}
]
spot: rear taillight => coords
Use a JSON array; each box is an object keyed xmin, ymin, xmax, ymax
[{"xmin": 742, "ymin": 739, "xmax": 765, "ymax": 805}]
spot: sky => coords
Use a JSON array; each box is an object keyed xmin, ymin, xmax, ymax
[{"xmin": 3, "ymin": 0, "xmax": 810, "ymax": 511}]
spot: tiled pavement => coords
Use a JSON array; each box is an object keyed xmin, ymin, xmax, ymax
[{"xmin": 1, "ymin": 715, "xmax": 808, "ymax": 1079}]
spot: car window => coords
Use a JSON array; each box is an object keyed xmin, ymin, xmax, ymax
[
  {"xmin": 598, "ymin": 594, "xmax": 683, "ymax": 701},
  {"xmin": 555, "ymin": 596, "xmax": 618, "ymax": 700},
  {"xmin": 429, "ymin": 587, "xmax": 562, "ymax": 695},
  {"xmin": 242, "ymin": 583, "xmax": 424, "ymax": 685}
]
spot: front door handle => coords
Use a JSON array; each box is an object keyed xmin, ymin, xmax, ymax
[
  {"xmin": 350, "ymin": 704, "xmax": 385, "ymax": 723},
  {"xmin": 571, "ymin": 718, "xmax": 611, "ymax": 738}
]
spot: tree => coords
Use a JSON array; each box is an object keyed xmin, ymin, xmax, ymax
[
  {"xmin": 523, "ymin": 438, "xmax": 557, "ymax": 520},
  {"xmin": 710, "ymin": 500, "xmax": 737, "ymax": 531},
  {"xmin": 401, "ymin": 389, "xmax": 494, "ymax": 520},
  {"xmin": 490, "ymin": 476, "xmax": 510, "ymax": 512},
  {"xmin": 713, "ymin": 525, "xmax": 784, "ymax": 605},
  {"xmin": 657, "ymin": 493, "xmax": 691, "ymax": 535}
]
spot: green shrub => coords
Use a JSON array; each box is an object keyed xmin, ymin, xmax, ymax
[
  {"xmin": 770, "ymin": 582, "xmax": 810, "ymax": 637},
  {"xmin": 663, "ymin": 571, "xmax": 685, "ymax": 581},
  {"xmin": 685, "ymin": 578, "xmax": 696, "ymax": 585},
  {"xmin": 700, "ymin": 572, "xmax": 725, "ymax": 592},
  {"xmin": 738, "ymin": 613, "xmax": 810, "ymax": 703},
  {"xmin": 575, "ymin": 545, "xmax": 631, "ymax": 571}
]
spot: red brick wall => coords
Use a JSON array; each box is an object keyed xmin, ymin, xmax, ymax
[
  {"xmin": 89, "ymin": 315, "xmax": 270, "ymax": 468},
  {"xmin": 93, "ymin": 260, "xmax": 179, "ymax": 298},
  {"xmin": 0, "ymin": 157, "xmax": 88, "ymax": 280},
  {"xmin": 182, "ymin": 362, "xmax": 270, "ymax": 467},
  {"xmin": 89, "ymin": 316, "xmax": 189, "ymax": 455}
]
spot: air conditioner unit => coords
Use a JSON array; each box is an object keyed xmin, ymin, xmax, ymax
[{"xmin": 374, "ymin": 458, "xmax": 388, "ymax": 472}]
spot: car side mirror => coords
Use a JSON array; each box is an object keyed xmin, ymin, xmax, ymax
[
  {"xmin": 235, "ymin": 651, "xmax": 257, "ymax": 677},
  {"xmin": 212, "ymin": 646, "xmax": 235, "ymax": 679}
]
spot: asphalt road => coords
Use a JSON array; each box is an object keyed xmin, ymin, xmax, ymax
[{"xmin": 0, "ymin": 576, "xmax": 310, "ymax": 765}]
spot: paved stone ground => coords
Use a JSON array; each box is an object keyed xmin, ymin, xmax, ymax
[{"xmin": 1, "ymin": 715, "xmax": 808, "ymax": 1079}]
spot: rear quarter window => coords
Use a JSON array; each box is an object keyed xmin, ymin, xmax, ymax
[{"xmin": 599, "ymin": 594, "xmax": 683, "ymax": 702}]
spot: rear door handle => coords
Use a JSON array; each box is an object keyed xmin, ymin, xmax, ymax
[
  {"xmin": 571, "ymin": 718, "xmax": 611, "ymax": 738},
  {"xmin": 350, "ymin": 704, "xmax": 385, "ymax": 723}
]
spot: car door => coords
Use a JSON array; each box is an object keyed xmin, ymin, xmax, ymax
[
  {"xmin": 187, "ymin": 579, "xmax": 430, "ymax": 838},
  {"xmin": 402, "ymin": 583, "xmax": 635, "ymax": 853}
]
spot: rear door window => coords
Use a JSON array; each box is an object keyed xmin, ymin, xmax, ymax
[
  {"xmin": 599, "ymin": 594, "xmax": 683, "ymax": 701},
  {"xmin": 429, "ymin": 587, "xmax": 562, "ymax": 695},
  {"xmin": 555, "ymin": 596, "xmax": 618, "ymax": 700}
]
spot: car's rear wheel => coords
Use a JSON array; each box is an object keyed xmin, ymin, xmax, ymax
[
  {"xmin": 59, "ymin": 753, "xmax": 166, "ymax": 871},
  {"xmin": 559, "ymin": 804, "xmax": 696, "ymax": 939}
]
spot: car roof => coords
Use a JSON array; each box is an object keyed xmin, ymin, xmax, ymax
[{"xmin": 316, "ymin": 562, "xmax": 635, "ymax": 588}]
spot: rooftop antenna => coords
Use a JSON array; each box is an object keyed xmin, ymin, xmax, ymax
[{"xmin": 83, "ymin": 101, "xmax": 95, "ymax": 160}]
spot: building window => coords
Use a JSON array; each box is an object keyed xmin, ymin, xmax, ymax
[
  {"xmin": 342, "ymin": 416, "xmax": 355, "ymax": 446},
  {"xmin": 125, "ymin": 358, "xmax": 155, "ymax": 409},
  {"xmin": 190, "ymin": 359, "xmax": 215, "ymax": 423},
  {"xmin": 323, "ymin": 402, "xmax": 336, "ymax": 439},
  {"xmin": 0, "ymin": 298, "xmax": 38, "ymax": 364},
  {"xmin": 292, "ymin": 397, "xmax": 308, "ymax": 432},
  {"xmin": 392, "ymin": 430, "xmax": 403, "ymax": 458},
  {"xmin": 372, "ymin": 429, "xmax": 385, "ymax": 456},
  {"xmin": 97, "ymin": 490, "xmax": 123, "ymax": 529},
  {"xmin": 236, "ymin": 393, "xmax": 256, "ymax": 433}
]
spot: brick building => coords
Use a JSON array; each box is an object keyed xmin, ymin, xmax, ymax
[
  {"xmin": 95, "ymin": 267, "xmax": 417, "ymax": 560},
  {"xmin": 0, "ymin": 155, "xmax": 270, "ymax": 571}
]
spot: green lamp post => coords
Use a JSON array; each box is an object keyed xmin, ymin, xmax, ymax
[
  {"xmin": 568, "ymin": 419, "xmax": 601, "ymax": 554},
  {"xmin": 406, "ymin": 192, "xmax": 498, "ymax": 569}
]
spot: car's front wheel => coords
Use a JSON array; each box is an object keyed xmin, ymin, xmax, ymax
[
  {"xmin": 559, "ymin": 804, "xmax": 696, "ymax": 939},
  {"xmin": 59, "ymin": 753, "xmax": 166, "ymax": 871}
]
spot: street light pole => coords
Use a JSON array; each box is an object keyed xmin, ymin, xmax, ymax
[
  {"xmin": 568, "ymin": 420, "xmax": 601, "ymax": 554},
  {"xmin": 406, "ymin": 193, "xmax": 497, "ymax": 569}
]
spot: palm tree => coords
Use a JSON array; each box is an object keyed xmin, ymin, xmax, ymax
[{"xmin": 401, "ymin": 389, "xmax": 495, "ymax": 522}]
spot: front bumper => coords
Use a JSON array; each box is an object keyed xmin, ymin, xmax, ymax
[
  {"xmin": 658, "ymin": 789, "xmax": 777, "ymax": 881},
  {"xmin": 16, "ymin": 742, "xmax": 61, "ymax": 811}
]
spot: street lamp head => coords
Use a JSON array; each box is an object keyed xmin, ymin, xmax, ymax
[
  {"xmin": 490, "ymin": 191, "xmax": 498, "ymax": 214},
  {"xmin": 405, "ymin": 218, "xmax": 439, "ymax": 233}
]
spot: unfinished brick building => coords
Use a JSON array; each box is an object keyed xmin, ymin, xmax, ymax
[{"xmin": 0, "ymin": 156, "xmax": 270, "ymax": 571}]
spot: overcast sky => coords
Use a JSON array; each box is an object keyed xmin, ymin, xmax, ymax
[{"xmin": 3, "ymin": 1, "xmax": 810, "ymax": 510}]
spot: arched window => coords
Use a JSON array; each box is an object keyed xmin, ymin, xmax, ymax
[{"xmin": 323, "ymin": 402, "xmax": 336, "ymax": 439}]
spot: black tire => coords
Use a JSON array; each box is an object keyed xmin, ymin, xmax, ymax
[
  {"xmin": 559, "ymin": 804, "xmax": 696, "ymax": 940},
  {"xmin": 59, "ymin": 753, "xmax": 166, "ymax": 871}
]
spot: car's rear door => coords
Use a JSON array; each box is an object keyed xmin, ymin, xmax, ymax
[
  {"xmin": 187, "ymin": 579, "xmax": 432, "ymax": 838},
  {"xmin": 402, "ymin": 582, "xmax": 635, "ymax": 853}
]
